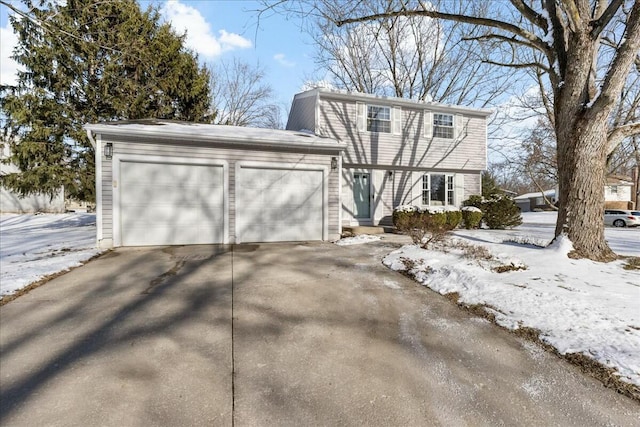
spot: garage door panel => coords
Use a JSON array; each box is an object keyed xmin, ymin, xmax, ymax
[
  {"xmin": 120, "ymin": 161, "xmax": 224, "ymax": 246},
  {"xmin": 237, "ymin": 166, "xmax": 324, "ymax": 243}
]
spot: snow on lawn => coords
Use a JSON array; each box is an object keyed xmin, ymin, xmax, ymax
[
  {"xmin": 0, "ymin": 213, "xmax": 101, "ymax": 298},
  {"xmin": 335, "ymin": 234, "xmax": 381, "ymax": 246},
  {"xmin": 383, "ymin": 212, "xmax": 640, "ymax": 389}
]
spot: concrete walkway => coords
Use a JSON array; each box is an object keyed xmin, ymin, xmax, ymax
[{"xmin": 1, "ymin": 237, "xmax": 638, "ymax": 426}]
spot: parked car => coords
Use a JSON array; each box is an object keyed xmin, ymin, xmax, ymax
[{"xmin": 604, "ymin": 210, "xmax": 640, "ymax": 227}]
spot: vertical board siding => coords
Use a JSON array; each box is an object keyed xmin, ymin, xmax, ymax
[
  {"xmin": 100, "ymin": 138, "xmax": 340, "ymax": 245},
  {"xmin": 317, "ymin": 97, "xmax": 487, "ymax": 171}
]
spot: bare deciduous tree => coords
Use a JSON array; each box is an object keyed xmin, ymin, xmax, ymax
[
  {"xmin": 325, "ymin": 0, "xmax": 640, "ymax": 261},
  {"xmin": 210, "ymin": 59, "xmax": 283, "ymax": 129},
  {"xmin": 298, "ymin": 0, "xmax": 512, "ymax": 107}
]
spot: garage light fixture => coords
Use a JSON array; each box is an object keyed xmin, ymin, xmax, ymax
[
  {"xmin": 331, "ymin": 157, "xmax": 338, "ymax": 170},
  {"xmin": 104, "ymin": 143, "xmax": 113, "ymax": 159}
]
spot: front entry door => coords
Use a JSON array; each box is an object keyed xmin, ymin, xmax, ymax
[{"xmin": 353, "ymin": 172, "xmax": 371, "ymax": 219}]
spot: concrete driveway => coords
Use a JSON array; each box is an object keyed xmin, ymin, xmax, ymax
[{"xmin": 1, "ymin": 237, "xmax": 638, "ymax": 426}]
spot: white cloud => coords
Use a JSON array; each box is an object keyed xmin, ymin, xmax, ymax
[
  {"xmin": 160, "ymin": 0, "xmax": 251, "ymax": 58},
  {"xmin": 0, "ymin": 23, "xmax": 21, "ymax": 86},
  {"xmin": 273, "ymin": 53, "xmax": 295, "ymax": 68}
]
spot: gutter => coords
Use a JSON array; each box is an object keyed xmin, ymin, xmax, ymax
[{"xmin": 84, "ymin": 125, "xmax": 347, "ymax": 153}]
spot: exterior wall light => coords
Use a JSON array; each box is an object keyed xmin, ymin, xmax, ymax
[
  {"xmin": 331, "ymin": 157, "xmax": 338, "ymax": 170},
  {"xmin": 104, "ymin": 143, "xmax": 113, "ymax": 158}
]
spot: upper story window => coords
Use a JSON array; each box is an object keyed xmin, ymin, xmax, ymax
[
  {"xmin": 356, "ymin": 102, "xmax": 401, "ymax": 134},
  {"xmin": 424, "ymin": 111, "xmax": 462, "ymax": 140},
  {"xmin": 433, "ymin": 113, "xmax": 454, "ymax": 139},
  {"xmin": 367, "ymin": 105, "xmax": 391, "ymax": 133},
  {"xmin": 610, "ymin": 185, "xmax": 618, "ymax": 194}
]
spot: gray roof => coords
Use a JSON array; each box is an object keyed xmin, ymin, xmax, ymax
[
  {"xmin": 293, "ymin": 88, "xmax": 493, "ymax": 117},
  {"xmin": 85, "ymin": 120, "xmax": 346, "ymax": 152}
]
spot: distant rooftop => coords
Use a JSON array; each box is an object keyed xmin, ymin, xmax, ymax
[{"xmin": 514, "ymin": 189, "xmax": 556, "ymax": 200}]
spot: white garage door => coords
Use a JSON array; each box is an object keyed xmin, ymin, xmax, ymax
[
  {"xmin": 236, "ymin": 166, "xmax": 324, "ymax": 242},
  {"xmin": 119, "ymin": 161, "xmax": 224, "ymax": 246}
]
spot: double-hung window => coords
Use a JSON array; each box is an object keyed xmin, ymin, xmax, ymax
[
  {"xmin": 422, "ymin": 174, "xmax": 455, "ymax": 206},
  {"xmin": 367, "ymin": 105, "xmax": 391, "ymax": 133},
  {"xmin": 433, "ymin": 113, "xmax": 454, "ymax": 139}
]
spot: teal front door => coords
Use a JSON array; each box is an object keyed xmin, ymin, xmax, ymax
[{"xmin": 353, "ymin": 172, "xmax": 370, "ymax": 219}]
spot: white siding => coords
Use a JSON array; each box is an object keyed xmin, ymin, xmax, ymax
[
  {"xmin": 317, "ymin": 97, "xmax": 487, "ymax": 171},
  {"xmin": 99, "ymin": 137, "xmax": 341, "ymax": 246}
]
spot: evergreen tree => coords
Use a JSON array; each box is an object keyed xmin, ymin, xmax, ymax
[
  {"xmin": 481, "ymin": 171, "xmax": 501, "ymax": 197},
  {"xmin": 0, "ymin": 0, "xmax": 212, "ymax": 201}
]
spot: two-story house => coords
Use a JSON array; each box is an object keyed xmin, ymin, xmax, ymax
[
  {"xmin": 286, "ymin": 88, "xmax": 491, "ymax": 226},
  {"xmin": 87, "ymin": 89, "xmax": 489, "ymax": 247}
]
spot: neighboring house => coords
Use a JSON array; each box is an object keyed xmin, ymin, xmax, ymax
[
  {"xmin": 515, "ymin": 175, "xmax": 634, "ymax": 213},
  {"xmin": 85, "ymin": 120, "xmax": 346, "ymax": 248},
  {"xmin": 0, "ymin": 143, "xmax": 65, "ymax": 213},
  {"xmin": 286, "ymin": 88, "xmax": 490, "ymax": 226},
  {"xmin": 604, "ymin": 175, "xmax": 634, "ymax": 209},
  {"xmin": 514, "ymin": 190, "xmax": 557, "ymax": 213}
]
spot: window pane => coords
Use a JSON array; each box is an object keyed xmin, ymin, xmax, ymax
[
  {"xmin": 430, "ymin": 174, "xmax": 446, "ymax": 206},
  {"xmin": 433, "ymin": 113, "xmax": 454, "ymax": 139},
  {"xmin": 422, "ymin": 175, "xmax": 429, "ymax": 205},
  {"xmin": 447, "ymin": 176, "xmax": 454, "ymax": 205},
  {"xmin": 367, "ymin": 105, "xmax": 391, "ymax": 133}
]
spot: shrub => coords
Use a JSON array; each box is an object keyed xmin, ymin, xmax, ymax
[
  {"xmin": 482, "ymin": 194, "xmax": 522, "ymax": 229},
  {"xmin": 461, "ymin": 206, "xmax": 483, "ymax": 229},
  {"xmin": 462, "ymin": 195, "xmax": 483, "ymax": 210},
  {"xmin": 393, "ymin": 205, "xmax": 459, "ymax": 248},
  {"xmin": 461, "ymin": 194, "xmax": 522, "ymax": 229},
  {"xmin": 445, "ymin": 209, "xmax": 462, "ymax": 229}
]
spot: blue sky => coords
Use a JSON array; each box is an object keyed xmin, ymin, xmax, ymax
[{"xmin": 1, "ymin": 0, "xmax": 318, "ymax": 108}]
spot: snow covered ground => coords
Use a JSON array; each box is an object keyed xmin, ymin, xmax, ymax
[
  {"xmin": 383, "ymin": 211, "xmax": 640, "ymax": 390},
  {"xmin": 0, "ymin": 213, "xmax": 101, "ymax": 298},
  {"xmin": 2, "ymin": 212, "xmax": 638, "ymax": 390}
]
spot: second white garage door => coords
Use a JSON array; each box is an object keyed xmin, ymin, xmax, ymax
[
  {"xmin": 119, "ymin": 160, "xmax": 225, "ymax": 246},
  {"xmin": 236, "ymin": 166, "xmax": 324, "ymax": 242}
]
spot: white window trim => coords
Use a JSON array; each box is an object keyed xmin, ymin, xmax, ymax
[
  {"xmin": 421, "ymin": 173, "xmax": 456, "ymax": 206},
  {"xmin": 426, "ymin": 112, "xmax": 464, "ymax": 140}
]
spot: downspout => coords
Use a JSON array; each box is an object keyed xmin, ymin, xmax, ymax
[{"xmin": 86, "ymin": 129, "xmax": 103, "ymax": 246}]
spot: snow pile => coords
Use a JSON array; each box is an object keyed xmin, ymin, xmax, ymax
[
  {"xmin": 394, "ymin": 204, "xmax": 460, "ymax": 214},
  {"xmin": 335, "ymin": 234, "xmax": 381, "ymax": 246},
  {"xmin": 383, "ymin": 232, "xmax": 640, "ymax": 388},
  {"xmin": 461, "ymin": 206, "xmax": 481, "ymax": 213},
  {"xmin": 0, "ymin": 213, "xmax": 101, "ymax": 297}
]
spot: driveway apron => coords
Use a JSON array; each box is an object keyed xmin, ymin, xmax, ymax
[
  {"xmin": 0, "ymin": 245, "xmax": 233, "ymax": 426},
  {"xmin": 1, "ymin": 238, "xmax": 638, "ymax": 426}
]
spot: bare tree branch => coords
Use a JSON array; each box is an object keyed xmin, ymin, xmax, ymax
[
  {"xmin": 509, "ymin": 0, "xmax": 549, "ymax": 30},
  {"xmin": 335, "ymin": 7, "xmax": 552, "ymax": 56},
  {"xmin": 608, "ymin": 122, "xmax": 640, "ymax": 147},
  {"xmin": 590, "ymin": 3, "xmax": 640, "ymax": 115},
  {"xmin": 590, "ymin": 0, "xmax": 624, "ymax": 39}
]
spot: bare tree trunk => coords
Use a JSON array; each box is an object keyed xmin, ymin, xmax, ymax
[
  {"xmin": 553, "ymin": 32, "xmax": 616, "ymax": 261},
  {"xmin": 556, "ymin": 117, "xmax": 616, "ymax": 261}
]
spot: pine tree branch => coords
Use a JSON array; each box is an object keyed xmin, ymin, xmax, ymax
[{"xmin": 0, "ymin": 0, "xmax": 122, "ymax": 54}]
